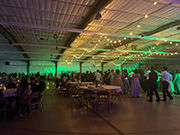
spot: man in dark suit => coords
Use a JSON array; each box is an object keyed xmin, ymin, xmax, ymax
[{"xmin": 148, "ymin": 67, "xmax": 160, "ymax": 102}]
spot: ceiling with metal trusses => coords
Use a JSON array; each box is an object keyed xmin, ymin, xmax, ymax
[{"xmin": 0, "ymin": 0, "xmax": 180, "ymax": 65}]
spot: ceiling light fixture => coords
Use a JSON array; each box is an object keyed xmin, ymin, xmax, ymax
[{"xmin": 53, "ymin": 34, "xmax": 58, "ymax": 39}]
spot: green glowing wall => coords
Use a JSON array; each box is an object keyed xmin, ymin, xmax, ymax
[
  {"xmin": 29, "ymin": 61, "xmax": 55, "ymax": 75},
  {"xmin": 82, "ymin": 62, "xmax": 101, "ymax": 73},
  {"xmin": 0, "ymin": 60, "xmax": 27, "ymax": 74},
  {"xmin": 57, "ymin": 62, "xmax": 80, "ymax": 73}
]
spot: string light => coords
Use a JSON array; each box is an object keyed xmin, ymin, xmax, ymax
[
  {"xmin": 137, "ymin": 25, "xmax": 141, "ymax": 28},
  {"xmin": 130, "ymin": 32, "xmax": 133, "ymax": 35},
  {"xmin": 145, "ymin": 14, "xmax": 148, "ymax": 18},
  {"xmin": 154, "ymin": 1, "xmax": 157, "ymax": 5}
]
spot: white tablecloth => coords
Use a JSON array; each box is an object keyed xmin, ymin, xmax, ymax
[
  {"xmin": 80, "ymin": 85, "xmax": 122, "ymax": 102},
  {"xmin": 80, "ymin": 82, "xmax": 94, "ymax": 86},
  {"xmin": 80, "ymin": 85, "xmax": 122, "ymax": 92},
  {"xmin": 3, "ymin": 88, "xmax": 18, "ymax": 97}
]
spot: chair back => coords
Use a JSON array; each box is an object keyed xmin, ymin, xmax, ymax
[
  {"xmin": 84, "ymin": 90, "xmax": 95, "ymax": 98},
  {"xmin": 31, "ymin": 92, "xmax": 39, "ymax": 99},
  {"xmin": 29, "ymin": 92, "xmax": 40, "ymax": 104},
  {"xmin": 0, "ymin": 96, "xmax": 6, "ymax": 109},
  {"xmin": 97, "ymin": 90, "xmax": 109, "ymax": 102}
]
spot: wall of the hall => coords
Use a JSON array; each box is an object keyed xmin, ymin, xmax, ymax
[
  {"xmin": 82, "ymin": 62, "xmax": 101, "ymax": 73},
  {"xmin": 29, "ymin": 61, "xmax": 55, "ymax": 75},
  {"xmin": 0, "ymin": 60, "xmax": 27, "ymax": 74},
  {"xmin": 57, "ymin": 62, "xmax": 80, "ymax": 73},
  {"xmin": 1, "ymin": 60, "xmax": 179, "ymax": 75},
  {"xmin": 103, "ymin": 63, "xmax": 139, "ymax": 72}
]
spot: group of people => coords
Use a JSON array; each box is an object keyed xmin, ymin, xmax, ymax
[
  {"xmin": 93, "ymin": 66, "xmax": 177, "ymax": 102},
  {"xmin": 0, "ymin": 74, "xmax": 46, "ymax": 118}
]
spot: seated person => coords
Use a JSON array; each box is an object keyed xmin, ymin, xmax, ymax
[
  {"xmin": 6, "ymin": 78, "xmax": 17, "ymax": 89},
  {"xmin": 30, "ymin": 77, "xmax": 37, "ymax": 93},
  {"xmin": 37, "ymin": 76, "xmax": 46, "ymax": 98}
]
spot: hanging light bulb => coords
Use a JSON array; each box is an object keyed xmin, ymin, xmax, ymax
[
  {"xmin": 176, "ymin": 43, "xmax": 178, "ymax": 46},
  {"xmin": 145, "ymin": 14, "xmax": 148, "ymax": 18},
  {"xmin": 156, "ymin": 43, "xmax": 159, "ymax": 46},
  {"xmin": 154, "ymin": 1, "xmax": 157, "ymax": 5},
  {"xmin": 170, "ymin": 42, "xmax": 172, "ymax": 44},
  {"xmin": 114, "ymin": 41, "xmax": 117, "ymax": 43},
  {"xmin": 104, "ymin": 36, "xmax": 107, "ymax": 39},
  {"xmin": 110, "ymin": 40, "xmax": 112, "ymax": 43},
  {"xmin": 137, "ymin": 25, "xmax": 141, "ymax": 28},
  {"xmin": 130, "ymin": 32, "xmax": 133, "ymax": 35},
  {"xmin": 124, "ymin": 37, "xmax": 127, "ymax": 40},
  {"xmin": 118, "ymin": 40, "xmax": 121, "ymax": 42},
  {"xmin": 107, "ymin": 39, "xmax": 109, "ymax": 41}
]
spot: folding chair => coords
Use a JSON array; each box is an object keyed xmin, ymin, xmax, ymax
[
  {"xmin": 0, "ymin": 96, "xmax": 6, "ymax": 122},
  {"xmin": 28, "ymin": 92, "xmax": 42, "ymax": 117},
  {"xmin": 96, "ymin": 90, "xmax": 110, "ymax": 113}
]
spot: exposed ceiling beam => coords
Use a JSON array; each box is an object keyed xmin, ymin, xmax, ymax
[
  {"xmin": 56, "ymin": 0, "xmax": 113, "ymax": 59},
  {"xmin": 0, "ymin": 25, "xmax": 29, "ymax": 58}
]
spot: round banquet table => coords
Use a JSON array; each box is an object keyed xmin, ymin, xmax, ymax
[
  {"xmin": 80, "ymin": 85, "xmax": 122, "ymax": 102},
  {"xmin": 3, "ymin": 88, "xmax": 18, "ymax": 98}
]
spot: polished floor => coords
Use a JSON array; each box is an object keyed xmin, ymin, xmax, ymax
[{"xmin": 1, "ymin": 82, "xmax": 180, "ymax": 135}]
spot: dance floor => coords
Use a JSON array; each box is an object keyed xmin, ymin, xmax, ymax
[{"xmin": 1, "ymin": 82, "xmax": 180, "ymax": 135}]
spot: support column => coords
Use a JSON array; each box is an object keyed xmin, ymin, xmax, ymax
[
  {"xmin": 80, "ymin": 62, "xmax": 83, "ymax": 73},
  {"xmin": 27, "ymin": 60, "xmax": 30, "ymax": 74},
  {"xmin": 120, "ymin": 64, "xmax": 123, "ymax": 71},
  {"xmin": 101, "ymin": 62, "xmax": 104, "ymax": 72},
  {"xmin": 55, "ymin": 61, "xmax": 57, "ymax": 76}
]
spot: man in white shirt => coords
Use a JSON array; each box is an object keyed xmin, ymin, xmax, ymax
[
  {"xmin": 144, "ymin": 67, "xmax": 151, "ymax": 96},
  {"xmin": 94, "ymin": 70, "xmax": 102, "ymax": 87},
  {"xmin": 161, "ymin": 66, "xmax": 173, "ymax": 101}
]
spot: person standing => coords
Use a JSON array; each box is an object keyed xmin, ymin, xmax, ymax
[
  {"xmin": 161, "ymin": 67, "xmax": 173, "ymax": 101},
  {"xmin": 137, "ymin": 66, "xmax": 145, "ymax": 92},
  {"xmin": 122, "ymin": 69, "xmax": 130, "ymax": 94},
  {"xmin": 106, "ymin": 69, "xmax": 114, "ymax": 85},
  {"xmin": 144, "ymin": 67, "xmax": 151, "ymax": 96},
  {"xmin": 131, "ymin": 69, "xmax": 141, "ymax": 98},
  {"xmin": 94, "ymin": 70, "xmax": 102, "ymax": 87},
  {"xmin": 113, "ymin": 69, "xmax": 123, "ymax": 88},
  {"xmin": 148, "ymin": 67, "xmax": 160, "ymax": 102},
  {"xmin": 173, "ymin": 70, "xmax": 180, "ymax": 95}
]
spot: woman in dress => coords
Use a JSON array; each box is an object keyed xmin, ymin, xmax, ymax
[
  {"xmin": 173, "ymin": 70, "xmax": 180, "ymax": 95},
  {"xmin": 106, "ymin": 69, "xmax": 114, "ymax": 85},
  {"xmin": 113, "ymin": 69, "xmax": 123, "ymax": 88},
  {"xmin": 122, "ymin": 69, "xmax": 130, "ymax": 94},
  {"xmin": 131, "ymin": 69, "xmax": 141, "ymax": 98},
  {"xmin": 16, "ymin": 77, "xmax": 31, "ymax": 117}
]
